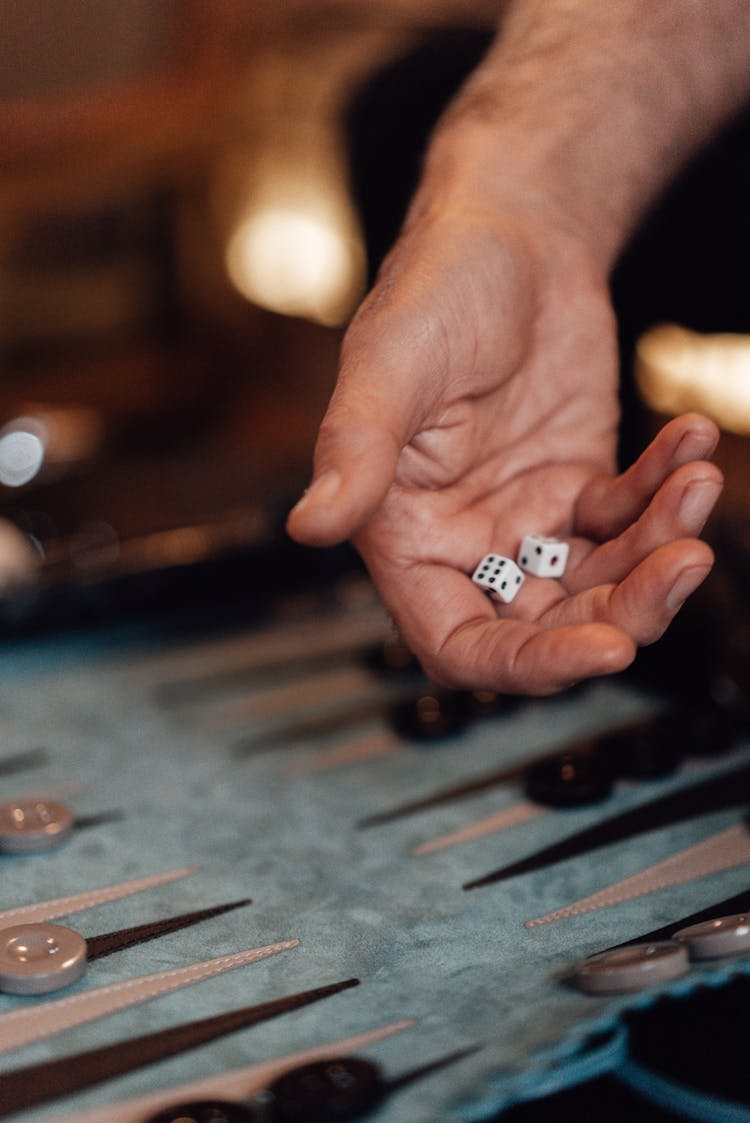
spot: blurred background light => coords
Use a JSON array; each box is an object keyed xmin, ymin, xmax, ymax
[
  {"xmin": 226, "ymin": 198, "xmax": 364, "ymax": 326},
  {"xmin": 0, "ymin": 422, "xmax": 46, "ymax": 488},
  {"xmin": 636, "ymin": 324, "xmax": 750, "ymax": 435},
  {"xmin": 0, "ymin": 407, "xmax": 103, "ymax": 490}
]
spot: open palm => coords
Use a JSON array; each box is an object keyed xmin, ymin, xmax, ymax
[{"xmin": 289, "ymin": 209, "xmax": 722, "ymax": 693}]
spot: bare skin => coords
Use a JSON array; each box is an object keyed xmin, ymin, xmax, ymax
[{"xmin": 288, "ymin": 0, "xmax": 750, "ymax": 694}]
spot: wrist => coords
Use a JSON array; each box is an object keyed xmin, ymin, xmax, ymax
[
  {"xmin": 411, "ymin": 0, "xmax": 750, "ymax": 275},
  {"xmin": 409, "ymin": 119, "xmax": 620, "ymax": 277}
]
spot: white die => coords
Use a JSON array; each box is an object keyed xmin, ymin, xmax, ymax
[
  {"xmin": 471, "ymin": 554, "xmax": 524, "ymax": 604},
  {"xmin": 517, "ymin": 534, "xmax": 569, "ymax": 578}
]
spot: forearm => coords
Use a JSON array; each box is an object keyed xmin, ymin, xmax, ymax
[{"xmin": 412, "ymin": 0, "xmax": 750, "ymax": 271}]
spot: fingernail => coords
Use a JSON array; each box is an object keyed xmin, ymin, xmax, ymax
[
  {"xmin": 291, "ymin": 469, "xmax": 341, "ymax": 513},
  {"xmin": 679, "ymin": 479, "xmax": 722, "ymax": 530},
  {"xmin": 666, "ymin": 565, "xmax": 711, "ymax": 612},
  {"xmin": 675, "ymin": 427, "xmax": 719, "ymax": 463}
]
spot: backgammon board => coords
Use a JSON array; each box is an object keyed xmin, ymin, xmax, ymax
[{"xmin": 0, "ymin": 570, "xmax": 749, "ymax": 1122}]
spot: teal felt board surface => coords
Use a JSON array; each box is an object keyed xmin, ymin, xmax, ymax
[{"xmin": 0, "ymin": 583, "xmax": 747, "ymax": 1123}]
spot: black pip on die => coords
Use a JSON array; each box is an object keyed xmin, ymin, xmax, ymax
[
  {"xmin": 472, "ymin": 554, "xmax": 524, "ymax": 604},
  {"xmin": 517, "ymin": 534, "xmax": 569, "ymax": 578}
]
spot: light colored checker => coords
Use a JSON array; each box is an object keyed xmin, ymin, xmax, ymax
[
  {"xmin": 0, "ymin": 799, "xmax": 74, "ymax": 853},
  {"xmin": 471, "ymin": 554, "xmax": 524, "ymax": 604},
  {"xmin": 0, "ymin": 923, "xmax": 87, "ymax": 995},
  {"xmin": 674, "ymin": 913, "xmax": 750, "ymax": 961},
  {"xmin": 517, "ymin": 534, "xmax": 569, "ymax": 578},
  {"xmin": 575, "ymin": 941, "xmax": 689, "ymax": 995}
]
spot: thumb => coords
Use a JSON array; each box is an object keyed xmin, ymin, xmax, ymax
[
  {"xmin": 288, "ymin": 250, "xmax": 447, "ymax": 547},
  {"xmin": 286, "ymin": 396, "xmax": 404, "ymax": 548}
]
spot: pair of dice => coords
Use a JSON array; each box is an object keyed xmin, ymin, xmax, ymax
[{"xmin": 472, "ymin": 534, "xmax": 569, "ymax": 604}]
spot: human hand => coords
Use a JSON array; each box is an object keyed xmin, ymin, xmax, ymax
[{"xmin": 288, "ymin": 203, "xmax": 722, "ymax": 694}]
